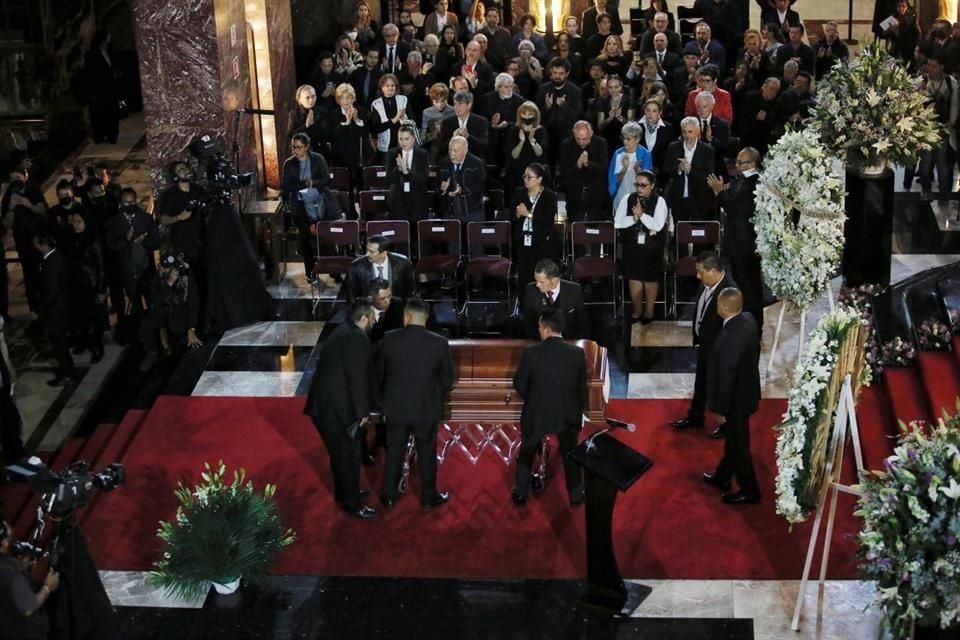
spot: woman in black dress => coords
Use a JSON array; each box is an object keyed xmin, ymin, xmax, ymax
[
  {"xmin": 505, "ymin": 101, "xmax": 548, "ymax": 195},
  {"xmin": 511, "ymin": 162, "xmax": 562, "ymax": 288},
  {"xmin": 63, "ymin": 211, "xmax": 107, "ymax": 361},
  {"xmin": 613, "ymin": 169, "xmax": 668, "ymax": 324}
]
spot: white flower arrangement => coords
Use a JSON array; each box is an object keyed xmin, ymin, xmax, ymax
[
  {"xmin": 811, "ymin": 43, "xmax": 945, "ymax": 171},
  {"xmin": 775, "ymin": 307, "xmax": 864, "ymax": 524},
  {"xmin": 755, "ymin": 129, "xmax": 847, "ymax": 312}
]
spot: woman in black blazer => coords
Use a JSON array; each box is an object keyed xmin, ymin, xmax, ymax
[
  {"xmin": 281, "ymin": 132, "xmax": 332, "ymax": 277},
  {"xmin": 323, "ymin": 83, "xmax": 373, "ymax": 200},
  {"xmin": 637, "ymin": 98, "xmax": 672, "ymax": 179},
  {"xmin": 511, "ymin": 162, "xmax": 562, "ymax": 288},
  {"xmin": 386, "ymin": 124, "xmax": 431, "ymax": 229}
]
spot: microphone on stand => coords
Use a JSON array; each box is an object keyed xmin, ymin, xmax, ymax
[
  {"xmin": 584, "ymin": 417, "xmax": 637, "ymax": 452},
  {"xmin": 236, "ymin": 106, "xmax": 276, "ymax": 115}
]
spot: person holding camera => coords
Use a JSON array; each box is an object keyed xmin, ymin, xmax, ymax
[
  {"xmin": 0, "ymin": 520, "xmax": 59, "ymax": 640},
  {"xmin": 139, "ymin": 251, "xmax": 203, "ymax": 372},
  {"xmin": 156, "ymin": 161, "xmax": 205, "ymax": 271}
]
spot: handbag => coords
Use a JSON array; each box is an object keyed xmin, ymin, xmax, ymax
[{"xmin": 298, "ymin": 187, "xmax": 324, "ymax": 222}]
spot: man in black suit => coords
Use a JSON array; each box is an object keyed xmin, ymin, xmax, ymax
[
  {"xmin": 536, "ymin": 58, "xmax": 583, "ymax": 167},
  {"xmin": 437, "ymin": 135, "xmax": 487, "ymax": 222},
  {"xmin": 281, "ymin": 133, "xmax": 334, "ymax": 277},
  {"xmin": 708, "ymin": 148, "xmax": 764, "ymax": 337},
  {"xmin": 760, "ymin": 0, "xmax": 801, "ymax": 39},
  {"xmin": 779, "ymin": 70, "xmax": 815, "ymax": 128},
  {"xmin": 32, "ymin": 231, "xmax": 75, "ymax": 386},
  {"xmin": 522, "ymin": 259, "xmax": 587, "ymax": 340},
  {"xmin": 649, "ymin": 32, "xmax": 683, "ymax": 75},
  {"xmin": 440, "ymin": 91, "xmax": 489, "ymax": 160},
  {"xmin": 345, "ymin": 234, "xmax": 415, "ymax": 302},
  {"xmin": 663, "ymin": 117, "xmax": 716, "ymax": 221},
  {"xmin": 638, "ymin": 12, "xmax": 683, "ymax": 54},
  {"xmin": 349, "ymin": 49, "xmax": 384, "ymax": 107},
  {"xmin": 558, "ymin": 121, "xmax": 609, "ymax": 222},
  {"xmin": 378, "ymin": 297, "xmax": 453, "ymax": 511},
  {"xmin": 379, "ymin": 23, "xmax": 410, "ymax": 75},
  {"xmin": 580, "ymin": 0, "xmax": 622, "ymax": 40},
  {"xmin": 693, "ymin": 91, "xmax": 730, "ymax": 178},
  {"xmin": 671, "ymin": 251, "xmax": 735, "ymax": 434},
  {"xmin": 303, "ymin": 299, "xmax": 378, "ymax": 519},
  {"xmin": 736, "ymin": 78, "xmax": 783, "ymax": 157},
  {"xmin": 702, "ymin": 288, "xmax": 762, "ymax": 504},
  {"xmin": 511, "ymin": 307, "xmax": 586, "ymax": 507},
  {"xmin": 451, "ymin": 41, "xmax": 495, "ymax": 97},
  {"xmin": 775, "ymin": 24, "xmax": 815, "ymax": 75},
  {"xmin": 368, "ymin": 277, "xmax": 405, "ymax": 343}
]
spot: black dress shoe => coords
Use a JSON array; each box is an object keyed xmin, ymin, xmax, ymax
[
  {"xmin": 347, "ymin": 505, "xmax": 379, "ymax": 519},
  {"xmin": 671, "ymin": 416, "xmax": 703, "ymax": 429},
  {"xmin": 422, "ymin": 491, "xmax": 449, "ymax": 511},
  {"xmin": 709, "ymin": 424, "xmax": 727, "ymax": 439},
  {"xmin": 359, "ymin": 489, "xmax": 370, "ymax": 498},
  {"xmin": 362, "ymin": 454, "xmax": 375, "ymax": 467},
  {"xmin": 380, "ymin": 495, "xmax": 395, "ymax": 510},
  {"xmin": 702, "ymin": 472, "xmax": 731, "ymax": 491},
  {"xmin": 722, "ymin": 491, "xmax": 761, "ymax": 505},
  {"xmin": 511, "ymin": 490, "xmax": 527, "ymax": 507},
  {"xmin": 569, "ymin": 487, "xmax": 584, "ymax": 507}
]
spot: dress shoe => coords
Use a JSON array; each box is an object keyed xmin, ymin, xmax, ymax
[
  {"xmin": 722, "ymin": 491, "xmax": 761, "ymax": 505},
  {"xmin": 362, "ymin": 453, "xmax": 375, "ymax": 467},
  {"xmin": 709, "ymin": 424, "xmax": 728, "ymax": 439},
  {"xmin": 702, "ymin": 472, "xmax": 731, "ymax": 491},
  {"xmin": 671, "ymin": 416, "xmax": 703, "ymax": 429},
  {"xmin": 511, "ymin": 490, "xmax": 527, "ymax": 507},
  {"xmin": 569, "ymin": 487, "xmax": 585, "ymax": 507},
  {"xmin": 346, "ymin": 505, "xmax": 378, "ymax": 519},
  {"xmin": 422, "ymin": 491, "xmax": 449, "ymax": 511},
  {"xmin": 358, "ymin": 489, "xmax": 370, "ymax": 498},
  {"xmin": 380, "ymin": 495, "xmax": 395, "ymax": 510}
]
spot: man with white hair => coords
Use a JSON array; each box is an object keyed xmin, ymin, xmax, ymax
[
  {"xmin": 379, "ymin": 23, "xmax": 410, "ymax": 74},
  {"xmin": 639, "ymin": 11, "xmax": 682, "ymax": 54},
  {"xmin": 814, "ymin": 19, "xmax": 848, "ymax": 80},
  {"xmin": 438, "ymin": 135, "xmax": 486, "ymax": 221},
  {"xmin": 694, "ymin": 91, "xmax": 730, "ymax": 176},
  {"xmin": 663, "ymin": 116, "xmax": 716, "ymax": 221},
  {"xmin": 397, "ymin": 50, "xmax": 432, "ymax": 116},
  {"xmin": 482, "ymin": 73, "xmax": 524, "ymax": 164}
]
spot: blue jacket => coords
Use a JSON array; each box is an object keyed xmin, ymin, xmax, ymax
[{"xmin": 608, "ymin": 146, "xmax": 653, "ymax": 198}]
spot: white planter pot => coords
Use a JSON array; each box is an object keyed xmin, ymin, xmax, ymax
[{"xmin": 212, "ymin": 577, "xmax": 241, "ymax": 595}]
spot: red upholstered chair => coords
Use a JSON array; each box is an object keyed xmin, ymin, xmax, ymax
[
  {"xmin": 362, "ymin": 165, "xmax": 389, "ymax": 190},
  {"xmin": 463, "ymin": 221, "xmax": 512, "ymax": 314},
  {"xmin": 366, "ymin": 220, "xmax": 410, "ymax": 256},
  {"xmin": 673, "ymin": 220, "xmax": 721, "ymax": 317},
  {"xmin": 359, "ymin": 190, "xmax": 391, "ymax": 220},
  {"xmin": 415, "ymin": 219, "xmax": 462, "ymax": 301},
  {"xmin": 571, "ymin": 221, "xmax": 618, "ymax": 316},
  {"xmin": 310, "ymin": 220, "xmax": 361, "ymax": 279}
]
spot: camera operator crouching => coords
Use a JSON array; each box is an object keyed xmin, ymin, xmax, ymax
[
  {"xmin": 139, "ymin": 251, "xmax": 203, "ymax": 372},
  {"xmin": 0, "ymin": 520, "xmax": 60, "ymax": 640}
]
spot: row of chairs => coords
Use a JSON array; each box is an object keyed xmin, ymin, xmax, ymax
[{"xmin": 309, "ymin": 218, "xmax": 722, "ymax": 319}]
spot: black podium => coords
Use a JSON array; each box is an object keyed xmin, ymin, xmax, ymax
[
  {"xmin": 842, "ymin": 169, "xmax": 895, "ymax": 287},
  {"xmin": 570, "ymin": 431, "xmax": 653, "ymax": 616}
]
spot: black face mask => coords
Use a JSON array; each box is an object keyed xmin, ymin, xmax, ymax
[
  {"xmin": 121, "ymin": 204, "xmax": 137, "ymax": 215},
  {"xmin": 59, "ymin": 197, "xmax": 73, "ymax": 207},
  {"xmin": 176, "ymin": 175, "xmax": 192, "ymax": 183},
  {"xmin": 521, "ymin": 117, "xmax": 535, "ymax": 126}
]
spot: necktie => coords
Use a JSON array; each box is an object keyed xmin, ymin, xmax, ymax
[
  {"xmin": 388, "ymin": 46, "xmax": 395, "ymax": 71},
  {"xmin": 701, "ymin": 119, "xmax": 708, "ymax": 135},
  {"xmin": 376, "ymin": 265, "xmax": 384, "ymax": 279},
  {"xmin": 456, "ymin": 163, "xmax": 462, "ymax": 173},
  {"xmin": 546, "ymin": 290, "xmax": 554, "ymax": 304},
  {"xmin": 657, "ymin": 52, "xmax": 664, "ymax": 66},
  {"xmin": 363, "ymin": 72, "xmax": 371, "ymax": 102}
]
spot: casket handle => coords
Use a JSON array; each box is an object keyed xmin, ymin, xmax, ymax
[{"xmin": 504, "ymin": 394, "xmax": 511, "ymax": 404}]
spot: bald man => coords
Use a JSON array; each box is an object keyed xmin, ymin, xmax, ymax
[
  {"xmin": 558, "ymin": 121, "xmax": 609, "ymax": 221},
  {"xmin": 438, "ymin": 135, "xmax": 486, "ymax": 221},
  {"xmin": 702, "ymin": 287, "xmax": 762, "ymax": 505}
]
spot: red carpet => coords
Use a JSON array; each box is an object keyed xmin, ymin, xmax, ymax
[
  {"xmin": 917, "ymin": 351, "xmax": 960, "ymax": 421},
  {"xmin": 79, "ymin": 395, "xmax": 886, "ymax": 580}
]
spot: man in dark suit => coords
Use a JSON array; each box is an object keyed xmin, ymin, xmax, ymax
[
  {"xmin": 32, "ymin": 231, "xmax": 75, "ymax": 386},
  {"xmin": 663, "ymin": 117, "xmax": 716, "ymax": 221},
  {"xmin": 511, "ymin": 307, "xmax": 586, "ymax": 507},
  {"xmin": 708, "ymin": 148, "xmax": 764, "ymax": 338},
  {"xmin": 683, "ymin": 22, "xmax": 726, "ymax": 76},
  {"xmin": 522, "ymin": 259, "xmax": 587, "ymax": 340},
  {"xmin": 378, "ymin": 23, "xmax": 411, "ymax": 75},
  {"xmin": 580, "ymin": 0, "xmax": 622, "ymax": 40},
  {"xmin": 303, "ymin": 299, "xmax": 378, "ymax": 519},
  {"xmin": 281, "ymin": 132, "xmax": 334, "ymax": 277},
  {"xmin": 779, "ymin": 70, "xmax": 815, "ymax": 128},
  {"xmin": 367, "ymin": 277, "xmax": 406, "ymax": 343},
  {"xmin": 440, "ymin": 91, "xmax": 489, "ymax": 160},
  {"xmin": 349, "ymin": 48, "xmax": 384, "ymax": 107},
  {"xmin": 736, "ymin": 78, "xmax": 783, "ymax": 157},
  {"xmin": 558, "ymin": 121, "xmax": 609, "ymax": 222},
  {"xmin": 702, "ymin": 288, "xmax": 762, "ymax": 504},
  {"xmin": 378, "ymin": 297, "xmax": 453, "ymax": 511},
  {"xmin": 649, "ymin": 32, "xmax": 683, "ymax": 75},
  {"xmin": 345, "ymin": 234, "xmax": 415, "ymax": 302},
  {"xmin": 671, "ymin": 251, "xmax": 735, "ymax": 434},
  {"xmin": 437, "ymin": 135, "xmax": 487, "ymax": 222},
  {"xmin": 386, "ymin": 124, "xmax": 431, "ymax": 226},
  {"xmin": 638, "ymin": 12, "xmax": 683, "ymax": 54},
  {"xmin": 692, "ymin": 91, "xmax": 731, "ymax": 178},
  {"xmin": 451, "ymin": 41, "xmax": 496, "ymax": 97},
  {"xmin": 775, "ymin": 24, "xmax": 816, "ymax": 75},
  {"xmin": 536, "ymin": 58, "xmax": 583, "ymax": 167},
  {"xmin": 760, "ymin": 0, "xmax": 801, "ymax": 39}
]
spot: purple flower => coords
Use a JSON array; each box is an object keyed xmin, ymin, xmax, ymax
[{"xmin": 947, "ymin": 534, "xmax": 957, "ymax": 546}]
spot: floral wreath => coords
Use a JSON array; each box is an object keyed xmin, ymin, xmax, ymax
[
  {"xmin": 775, "ymin": 307, "xmax": 868, "ymax": 525},
  {"xmin": 754, "ymin": 129, "xmax": 847, "ymax": 312}
]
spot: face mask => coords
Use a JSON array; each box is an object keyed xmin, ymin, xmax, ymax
[
  {"xmin": 59, "ymin": 197, "xmax": 73, "ymax": 207},
  {"xmin": 177, "ymin": 174, "xmax": 192, "ymax": 183},
  {"xmin": 121, "ymin": 204, "xmax": 137, "ymax": 215},
  {"xmin": 521, "ymin": 117, "xmax": 535, "ymax": 125}
]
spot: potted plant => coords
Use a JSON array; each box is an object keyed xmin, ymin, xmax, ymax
[
  {"xmin": 149, "ymin": 461, "xmax": 296, "ymax": 600},
  {"xmin": 855, "ymin": 411, "xmax": 960, "ymax": 640}
]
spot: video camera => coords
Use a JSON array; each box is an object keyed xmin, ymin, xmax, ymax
[
  {"xmin": 6, "ymin": 457, "xmax": 125, "ymax": 519},
  {"xmin": 188, "ymin": 133, "xmax": 254, "ymax": 191}
]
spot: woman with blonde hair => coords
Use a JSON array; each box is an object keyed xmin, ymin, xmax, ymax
[
  {"xmin": 505, "ymin": 101, "xmax": 547, "ymax": 193},
  {"xmin": 323, "ymin": 83, "xmax": 372, "ymax": 188},
  {"xmin": 738, "ymin": 28, "xmax": 772, "ymax": 86},
  {"xmin": 346, "ymin": 1, "xmax": 379, "ymax": 49},
  {"xmin": 597, "ymin": 35, "xmax": 627, "ymax": 76}
]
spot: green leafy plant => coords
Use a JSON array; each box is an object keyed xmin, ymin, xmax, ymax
[
  {"xmin": 148, "ymin": 461, "xmax": 296, "ymax": 601},
  {"xmin": 855, "ymin": 406, "xmax": 960, "ymax": 639}
]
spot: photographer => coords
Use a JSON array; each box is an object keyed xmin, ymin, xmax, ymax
[
  {"xmin": 156, "ymin": 161, "xmax": 205, "ymax": 270},
  {"xmin": 139, "ymin": 252, "xmax": 202, "ymax": 372},
  {"xmin": 0, "ymin": 520, "xmax": 60, "ymax": 640}
]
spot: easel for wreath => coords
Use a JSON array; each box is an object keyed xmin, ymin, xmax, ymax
[
  {"xmin": 790, "ymin": 323, "xmax": 868, "ymax": 632},
  {"xmin": 768, "ymin": 289, "xmax": 836, "ymax": 371}
]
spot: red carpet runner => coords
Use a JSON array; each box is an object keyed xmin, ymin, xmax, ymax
[{"xmin": 82, "ymin": 395, "xmax": 877, "ymax": 580}]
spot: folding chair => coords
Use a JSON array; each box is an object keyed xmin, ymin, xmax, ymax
[
  {"xmin": 363, "ymin": 165, "xmax": 389, "ymax": 190},
  {"xmin": 366, "ymin": 219, "xmax": 411, "ymax": 257},
  {"xmin": 329, "ymin": 167, "xmax": 351, "ymax": 191},
  {"xmin": 463, "ymin": 221, "xmax": 512, "ymax": 317},
  {"xmin": 672, "ymin": 220, "xmax": 720, "ymax": 318},
  {"xmin": 484, "ymin": 188, "xmax": 506, "ymax": 221},
  {"xmin": 571, "ymin": 221, "xmax": 618, "ymax": 317},
  {"xmin": 415, "ymin": 219, "xmax": 462, "ymax": 302},
  {"xmin": 359, "ymin": 190, "xmax": 391, "ymax": 220},
  {"xmin": 310, "ymin": 220, "xmax": 362, "ymax": 310},
  {"xmin": 677, "ymin": 6, "xmax": 701, "ymax": 43}
]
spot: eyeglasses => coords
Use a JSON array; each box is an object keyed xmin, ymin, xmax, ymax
[
  {"xmin": 735, "ymin": 160, "xmax": 752, "ymax": 166},
  {"xmin": 635, "ymin": 182, "xmax": 652, "ymax": 188},
  {"xmin": 522, "ymin": 174, "xmax": 538, "ymax": 180},
  {"xmin": 291, "ymin": 144, "xmax": 306, "ymax": 150}
]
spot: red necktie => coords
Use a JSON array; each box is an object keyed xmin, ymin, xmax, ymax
[{"xmin": 546, "ymin": 290, "xmax": 554, "ymax": 304}]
